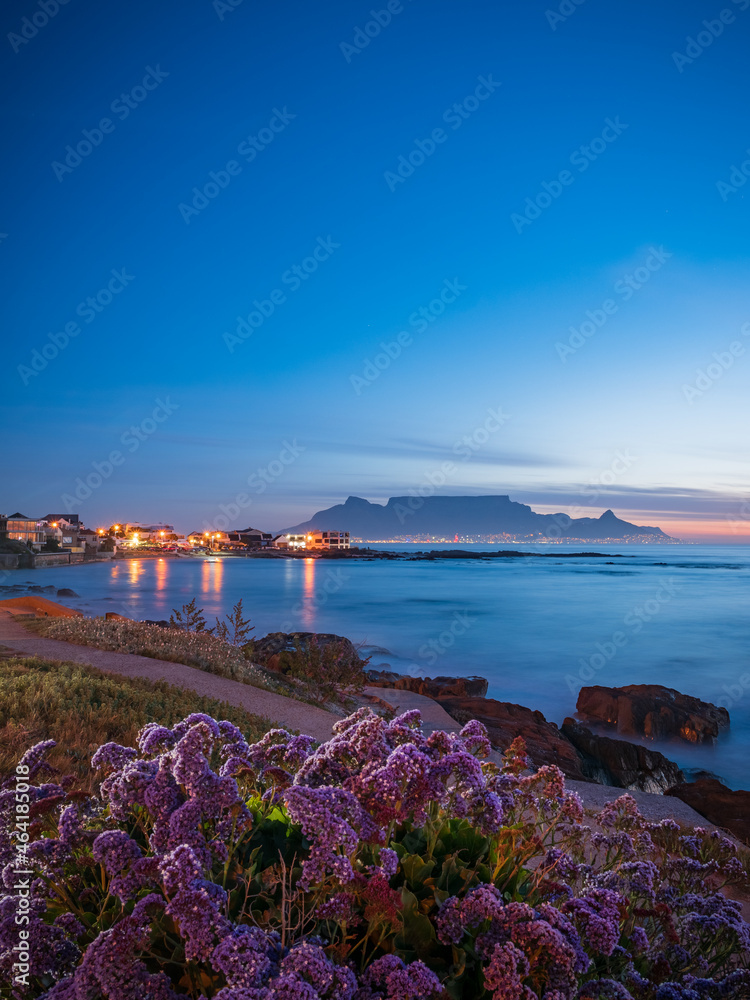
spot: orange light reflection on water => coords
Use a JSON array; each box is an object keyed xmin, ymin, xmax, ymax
[
  {"xmin": 128, "ymin": 560, "xmax": 144, "ymax": 585},
  {"xmin": 301, "ymin": 558, "xmax": 316, "ymax": 628},
  {"xmin": 201, "ymin": 558, "xmax": 224, "ymax": 595},
  {"xmin": 155, "ymin": 558, "xmax": 167, "ymax": 591}
]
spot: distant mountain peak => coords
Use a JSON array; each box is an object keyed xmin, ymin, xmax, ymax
[{"xmin": 280, "ymin": 494, "xmax": 671, "ymax": 541}]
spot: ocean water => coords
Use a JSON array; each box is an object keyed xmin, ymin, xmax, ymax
[{"xmin": 12, "ymin": 543, "xmax": 750, "ymax": 789}]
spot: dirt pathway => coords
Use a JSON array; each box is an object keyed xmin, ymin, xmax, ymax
[{"xmin": 0, "ymin": 610, "xmax": 340, "ymax": 742}]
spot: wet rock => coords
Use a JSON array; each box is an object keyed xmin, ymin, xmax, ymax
[
  {"xmin": 440, "ymin": 696, "xmax": 589, "ymax": 781},
  {"xmin": 366, "ymin": 669, "xmax": 489, "ymax": 699},
  {"xmin": 41, "ymin": 586, "xmax": 56, "ymax": 593},
  {"xmin": 561, "ymin": 718, "xmax": 683, "ymax": 793},
  {"xmin": 666, "ymin": 778, "xmax": 750, "ymax": 845},
  {"xmin": 105, "ymin": 612, "xmax": 131, "ymax": 621},
  {"xmin": 577, "ymin": 684, "xmax": 729, "ymax": 744},
  {"xmin": 57, "ymin": 588, "xmax": 79, "ymax": 598},
  {"xmin": 251, "ymin": 632, "xmax": 366, "ymax": 674},
  {"xmin": 141, "ymin": 619, "xmax": 172, "ymax": 628}
]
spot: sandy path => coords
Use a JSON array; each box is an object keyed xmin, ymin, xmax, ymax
[{"xmin": 0, "ymin": 610, "xmax": 340, "ymax": 742}]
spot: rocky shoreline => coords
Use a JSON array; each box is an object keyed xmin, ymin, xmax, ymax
[{"xmin": 365, "ymin": 666, "xmax": 750, "ymax": 843}]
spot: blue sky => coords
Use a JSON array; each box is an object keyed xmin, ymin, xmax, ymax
[{"xmin": 2, "ymin": 0, "xmax": 749, "ymax": 538}]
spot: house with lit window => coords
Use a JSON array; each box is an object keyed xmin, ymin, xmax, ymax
[
  {"xmin": 227, "ymin": 527, "xmax": 274, "ymax": 548},
  {"xmin": 308, "ymin": 530, "xmax": 350, "ymax": 550},
  {"xmin": 274, "ymin": 533, "xmax": 308, "ymax": 550},
  {"xmin": 39, "ymin": 516, "xmax": 80, "ymax": 548},
  {"xmin": 0, "ymin": 513, "xmax": 46, "ymax": 549},
  {"xmin": 275, "ymin": 531, "xmax": 350, "ymax": 550}
]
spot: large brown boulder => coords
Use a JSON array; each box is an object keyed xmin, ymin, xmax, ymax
[
  {"xmin": 666, "ymin": 779, "xmax": 750, "ymax": 845},
  {"xmin": 366, "ymin": 670, "xmax": 489, "ymax": 699},
  {"xmin": 577, "ymin": 684, "xmax": 729, "ymax": 744},
  {"xmin": 561, "ymin": 718, "xmax": 683, "ymax": 793},
  {"xmin": 440, "ymin": 696, "xmax": 589, "ymax": 781},
  {"xmin": 251, "ymin": 632, "xmax": 366, "ymax": 674}
]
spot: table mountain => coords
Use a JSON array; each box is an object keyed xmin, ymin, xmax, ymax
[{"xmin": 280, "ymin": 495, "xmax": 671, "ymax": 540}]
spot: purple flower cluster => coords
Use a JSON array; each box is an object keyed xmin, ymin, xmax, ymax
[
  {"xmin": 359, "ymin": 953, "xmax": 442, "ymax": 999},
  {"xmin": 3, "ymin": 709, "xmax": 749, "ymax": 1000},
  {"xmin": 289, "ymin": 709, "xmax": 507, "ymax": 839},
  {"xmin": 0, "ymin": 889, "xmax": 81, "ymax": 984},
  {"xmin": 437, "ymin": 887, "xmax": 589, "ymax": 999},
  {"xmin": 68, "ymin": 893, "xmax": 179, "ymax": 1000},
  {"xmin": 561, "ymin": 888, "xmax": 624, "ymax": 957}
]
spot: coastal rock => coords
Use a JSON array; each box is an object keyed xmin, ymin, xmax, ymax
[
  {"xmin": 577, "ymin": 684, "xmax": 729, "ymax": 744},
  {"xmin": 252, "ymin": 632, "xmax": 366, "ymax": 674},
  {"xmin": 57, "ymin": 588, "xmax": 79, "ymax": 598},
  {"xmin": 440, "ymin": 696, "xmax": 589, "ymax": 781},
  {"xmin": 0, "ymin": 597, "xmax": 82, "ymax": 618},
  {"xmin": 666, "ymin": 779, "xmax": 750, "ymax": 845},
  {"xmin": 366, "ymin": 669, "xmax": 489, "ymax": 699},
  {"xmin": 561, "ymin": 718, "xmax": 684, "ymax": 793},
  {"xmin": 105, "ymin": 612, "xmax": 131, "ymax": 621}
]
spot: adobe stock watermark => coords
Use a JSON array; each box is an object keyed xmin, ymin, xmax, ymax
[
  {"xmin": 280, "ymin": 566, "xmax": 351, "ymax": 632},
  {"xmin": 202, "ymin": 439, "xmax": 306, "ymax": 532},
  {"xmin": 384, "ymin": 75, "xmax": 500, "ymax": 192},
  {"xmin": 546, "ymin": 0, "xmax": 588, "ymax": 30},
  {"xmin": 340, "ymin": 1, "xmax": 415, "ymax": 61},
  {"xmin": 350, "ymin": 278, "xmax": 465, "ymax": 393},
  {"xmin": 60, "ymin": 397, "xmax": 178, "ymax": 511},
  {"xmin": 214, "ymin": 0, "xmax": 246, "ymax": 20},
  {"xmin": 724, "ymin": 498, "xmax": 750, "ymax": 535},
  {"xmin": 178, "ymin": 107, "xmax": 296, "ymax": 223},
  {"xmin": 52, "ymin": 67, "xmax": 169, "ymax": 182},
  {"xmin": 672, "ymin": 0, "xmax": 748, "ymax": 72},
  {"xmin": 393, "ymin": 406, "xmax": 511, "ymax": 526},
  {"xmin": 511, "ymin": 117, "xmax": 628, "ymax": 234},
  {"xmin": 222, "ymin": 237, "xmax": 340, "ymax": 352},
  {"xmin": 716, "ymin": 671, "xmax": 750, "ymax": 712},
  {"xmin": 17, "ymin": 268, "xmax": 135, "ymax": 386},
  {"xmin": 540, "ymin": 450, "xmax": 638, "ymax": 541},
  {"xmin": 413, "ymin": 611, "xmax": 477, "ymax": 669},
  {"xmin": 555, "ymin": 246, "xmax": 671, "ymax": 362},
  {"xmin": 564, "ymin": 577, "xmax": 681, "ymax": 694},
  {"xmin": 716, "ymin": 146, "xmax": 750, "ymax": 201},
  {"xmin": 8, "ymin": 0, "xmax": 71, "ymax": 54},
  {"xmin": 681, "ymin": 321, "xmax": 750, "ymax": 404}
]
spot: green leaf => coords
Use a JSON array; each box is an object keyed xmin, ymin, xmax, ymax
[{"xmin": 398, "ymin": 887, "xmax": 438, "ymax": 959}]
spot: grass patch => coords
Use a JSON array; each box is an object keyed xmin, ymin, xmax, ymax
[
  {"xmin": 22, "ymin": 615, "xmax": 273, "ymax": 689},
  {"xmin": 0, "ymin": 655, "xmax": 274, "ymax": 790}
]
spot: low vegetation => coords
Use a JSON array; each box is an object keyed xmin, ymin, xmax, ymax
[
  {"xmin": 278, "ymin": 635, "xmax": 369, "ymax": 705},
  {"xmin": 0, "ymin": 656, "xmax": 272, "ymax": 790},
  {"xmin": 24, "ymin": 598, "xmax": 369, "ymax": 709},
  {"xmin": 24, "ymin": 614, "xmax": 269, "ymax": 688},
  {"xmin": 2, "ymin": 710, "xmax": 749, "ymax": 998}
]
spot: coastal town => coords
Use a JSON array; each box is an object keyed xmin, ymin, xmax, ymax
[{"xmin": 0, "ymin": 511, "xmax": 351, "ymax": 569}]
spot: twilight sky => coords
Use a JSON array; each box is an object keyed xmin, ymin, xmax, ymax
[{"xmin": 2, "ymin": 0, "xmax": 749, "ymax": 540}]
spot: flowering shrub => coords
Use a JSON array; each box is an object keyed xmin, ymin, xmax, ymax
[
  {"xmin": 2, "ymin": 710, "xmax": 749, "ymax": 999},
  {"xmin": 28, "ymin": 617, "xmax": 270, "ymax": 689}
]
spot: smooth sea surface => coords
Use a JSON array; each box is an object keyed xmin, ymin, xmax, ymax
[{"xmin": 13, "ymin": 543, "xmax": 750, "ymax": 789}]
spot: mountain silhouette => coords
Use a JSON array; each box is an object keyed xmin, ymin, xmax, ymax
[{"xmin": 280, "ymin": 495, "xmax": 671, "ymax": 540}]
